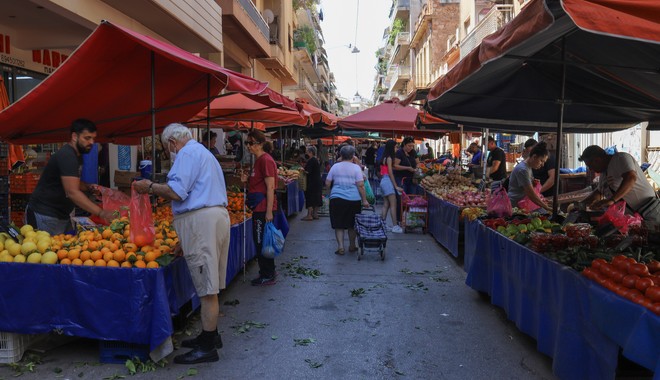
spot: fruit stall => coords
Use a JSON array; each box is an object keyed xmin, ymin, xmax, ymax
[
  {"xmin": 277, "ymin": 165, "xmax": 303, "ymax": 216},
  {"xmin": 0, "ymin": 195, "xmax": 257, "ymax": 363},
  {"xmin": 420, "ymin": 167, "xmax": 489, "ymax": 257},
  {"xmin": 464, "ymin": 215, "xmax": 660, "ymax": 379}
]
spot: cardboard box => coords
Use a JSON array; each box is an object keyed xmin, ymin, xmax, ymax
[{"xmin": 114, "ymin": 170, "xmax": 141, "ymax": 187}]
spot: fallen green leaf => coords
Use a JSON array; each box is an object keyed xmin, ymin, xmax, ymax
[
  {"xmin": 125, "ymin": 359, "xmax": 137, "ymax": 375},
  {"xmin": 223, "ymin": 299, "xmax": 240, "ymax": 306},
  {"xmin": 231, "ymin": 320, "xmax": 268, "ymax": 334},
  {"xmin": 304, "ymin": 359, "xmax": 323, "ymax": 368},
  {"xmin": 271, "ymin": 335, "xmax": 278, "ymax": 340},
  {"xmin": 294, "ymin": 338, "xmax": 316, "ymax": 346},
  {"xmin": 350, "ymin": 288, "xmax": 366, "ymax": 297},
  {"xmin": 186, "ymin": 368, "xmax": 198, "ymax": 376},
  {"xmin": 103, "ymin": 375, "xmax": 126, "ymax": 380},
  {"xmin": 395, "ymin": 370, "xmax": 405, "ymax": 375},
  {"xmin": 54, "ymin": 368, "xmax": 63, "ymax": 374}
]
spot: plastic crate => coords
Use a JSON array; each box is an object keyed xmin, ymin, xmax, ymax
[
  {"xmin": 0, "ymin": 144, "xmax": 8, "ymax": 158},
  {"xmin": 0, "ymin": 332, "xmax": 31, "ymax": 364},
  {"xmin": 99, "ymin": 340, "xmax": 150, "ymax": 364}
]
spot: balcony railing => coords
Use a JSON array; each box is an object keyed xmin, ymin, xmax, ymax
[
  {"xmin": 396, "ymin": 32, "xmax": 410, "ymax": 47},
  {"xmin": 389, "ymin": 0, "xmax": 410, "ymax": 19},
  {"xmin": 237, "ymin": 0, "xmax": 269, "ymax": 40},
  {"xmin": 459, "ymin": 5, "xmax": 514, "ymax": 59}
]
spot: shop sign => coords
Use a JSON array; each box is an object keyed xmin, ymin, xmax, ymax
[{"xmin": 0, "ymin": 32, "xmax": 71, "ymax": 74}]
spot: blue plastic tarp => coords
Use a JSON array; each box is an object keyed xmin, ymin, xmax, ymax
[
  {"xmin": 0, "ymin": 220, "xmax": 257, "ymax": 351},
  {"xmin": 465, "ymin": 219, "xmax": 660, "ymax": 379},
  {"xmin": 427, "ymin": 194, "xmax": 460, "ymax": 257}
]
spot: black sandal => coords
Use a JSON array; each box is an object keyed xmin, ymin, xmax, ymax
[{"xmin": 334, "ymin": 248, "xmax": 345, "ymax": 255}]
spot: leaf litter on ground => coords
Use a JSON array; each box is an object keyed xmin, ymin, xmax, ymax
[
  {"xmin": 305, "ymin": 359, "xmax": 323, "ymax": 368},
  {"xmin": 405, "ymin": 282, "xmax": 428, "ymax": 291},
  {"xmin": 280, "ymin": 256, "xmax": 322, "ymax": 279},
  {"xmin": 350, "ymin": 288, "xmax": 366, "ymax": 297},
  {"xmin": 294, "ymin": 338, "xmax": 316, "ymax": 346},
  {"xmin": 231, "ymin": 320, "xmax": 268, "ymax": 334}
]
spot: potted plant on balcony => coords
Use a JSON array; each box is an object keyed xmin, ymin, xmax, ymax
[{"xmin": 294, "ymin": 26, "xmax": 317, "ymax": 56}]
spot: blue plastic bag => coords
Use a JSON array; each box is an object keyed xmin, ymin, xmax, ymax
[{"xmin": 262, "ymin": 222, "xmax": 285, "ymax": 259}]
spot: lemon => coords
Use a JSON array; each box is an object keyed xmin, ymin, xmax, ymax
[
  {"xmin": 26, "ymin": 252, "xmax": 42, "ymax": 264},
  {"xmin": 13, "ymin": 254, "xmax": 26, "ymax": 263},
  {"xmin": 21, "ymin": 241, "xmax": 38, "ymax": 255},
  {"xmin": 36, "ymin": 240, "xmax": 50, "ymax": 254},
  {"xmin": 24, "ymin": 231, "xmax": 37, "ymax": 240},
  {"xmin": 7, "ymin": 243, "xmax": 21, "ymax": 257},
  {"xmin": 0, "ymin": 240, "xmax": 4, "ymax": 252},
  {"xmin": 20, "ymin": 224, "xmax": 34, "ymax": 237},
  {"xmin": 41, "ymin": 251, "xmax": 58, "ymax": 264},
  {"xmin": 0, "ymin": 253, "xmax": 13, "ymax": 263},
  {"xmin": 35, "ymin": 231, "xmax": 51, "ymax": 240}
]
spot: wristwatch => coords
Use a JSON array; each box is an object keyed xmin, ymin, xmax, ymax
[{"xmin": 148, "ymin": 182, "xmax": 154, "ymax": 194}]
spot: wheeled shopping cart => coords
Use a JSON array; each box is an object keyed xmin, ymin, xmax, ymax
[
  {"xmin": 354, "ymin": 207, "xmax": 387, "ymax": 261},
  {"xmin": 400, "ymin": 190, "xmax": 428, "ymax": 233}
]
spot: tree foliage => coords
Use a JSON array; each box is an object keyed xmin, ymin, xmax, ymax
[{"xmin": 388, "ymin": 18, "xmax": 405, "ymax": 46}]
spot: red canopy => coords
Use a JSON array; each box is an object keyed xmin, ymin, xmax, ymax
[
  {"xmin": 296, "ymin": 98, "xmax": 338, "ymax": 128},
  {"xmin": 0, "ymin": 21, "xmax": 273, "ymax": 144},
  {"xmin": 192, "ymin": 93, "xmax": 309, "ymax": 128},
  {"xmin": 339, "ymin": 99, "xmax": 419, "ymax": 132},
  {"xmin": 426, "ymin": 0, "xmax": 660, "ymax": 132}
]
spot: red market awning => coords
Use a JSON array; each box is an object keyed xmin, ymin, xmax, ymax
[
  {"xmin": 0, "ymin": 21, "xmax": 273, "ymax": 144},
  {"xmin": 339, "ymin": 99, "xmax": 420, "ymax": 132},
  {"xmin": 426, "ymin": 0, "xmax": 660, "ymax": 132},
  {"xmin": 192, "ymin": 93, "xmax": 309, "ymax": 128},
  {"xmin": 296, "ymin": 98, "xmax": 338, "ymax": 128}
]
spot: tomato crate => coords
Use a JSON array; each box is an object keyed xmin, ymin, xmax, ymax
[
  {"xmin": 99, "ymin": 340, "xmax": 150, "ymax": 364},
  {"xmin": 0, "ymin": 332, "xmax": 32, "ymax": 364}
]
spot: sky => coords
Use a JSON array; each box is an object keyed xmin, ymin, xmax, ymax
[{"xmin": 318, "ymin": 0, "xmax": 392, "ymax": 101}]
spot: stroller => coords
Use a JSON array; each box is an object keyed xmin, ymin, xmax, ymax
[{"xmin": 354, "ymin": 207, "xmax": 387, "ymax": 261}]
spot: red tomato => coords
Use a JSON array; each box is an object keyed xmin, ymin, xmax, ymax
[
  {"xmin": 614, "ymin": 259, "xmax": 632, "ymax": 273},
  {"xmin": 638, "ymin": 298, "xmax": 654, "ymax": 308},
  {"xmin": 645, "ymin": 286, "xmax": 660, "ymax": 302},
  {"xmin": 608, "ymin": 269, "xmax": 626, "ymax": 283},
  {"xmin": 651, "ymin": 303, "xmax": 660, "ymax": 316},
  {"xmin": 592, "ymin": 258, "xmax": 607, "ymax": 271},
  {"xmin": 622, "ymin": 274, "xmax": 640, "ymax": 288},
  {"xmin": 611, "ymin": 255, "xmax": 628, "ymax": 265},
  {"xmin": 650, "ymin": 276, "xmax": 660, "ymax": 287},
  {"xmin": 628, "ymin": 263, "xmax": 650, "ymax": 277},
  {"xmin": 635, "ymin": 277, "xmax": 654, "ymax": 292},
  {"xmin": 582, "ymin": 268, "xmax": 595, "ymax": 280},
  {"xmin": 647, "ymin": 260, "xmax": 660, "ymax": 273}
]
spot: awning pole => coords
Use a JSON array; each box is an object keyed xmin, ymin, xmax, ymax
[
  {"xmin": 482, "ymin": 128, "xmax": 488, "ymax": 184},
  {"xmin": 459, "ymin": 124, "xmax": 464, "ymax": 165},
  {"xmin": 206, "ymin": 74, "xmax": 211, "ymax": 151},
  {"xmin": 552, "ymin": 38, "xmax": 567, "ymax": 217},
  {"xmin": 150, "ymin": 51, "xmax": 156, "ymax": 182},
  {"xmin": 280, "ymin": 127, "xmax": 284, "ymax": 162}
]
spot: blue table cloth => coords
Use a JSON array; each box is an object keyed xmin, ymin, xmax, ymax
[
  {"xmin": 285, "ymin": 180, "xmax": 299, "ymax": 216},
  {"xmin": 464, "ymin": 219, "xmax": 660, "ymax": 379},
  {"xmin": 427, "ymin": 194, "xmax": 461, "ymax": 257},
  {"xmin": 0, "ymin": 220, "xmax": 256, "ymax": 352}
]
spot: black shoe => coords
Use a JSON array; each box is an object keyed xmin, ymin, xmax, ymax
[
  {"xmin": 251, "ymin": 276, "xmax": 276, "ymax": 286},
  {"xmin": 173, "ymin": 347, "xmax": 219, "ymax": 364},
  {"xmin": 181, "ymin": 334, "xmax": 223, "ymax": 349}
]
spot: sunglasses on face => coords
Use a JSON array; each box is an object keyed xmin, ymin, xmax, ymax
[{"xmin": 246, "ymin": 141, "xmax": 256, "ymax": 146}]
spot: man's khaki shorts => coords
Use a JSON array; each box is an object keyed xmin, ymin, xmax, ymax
[{"xmin": 173, "ymin": 206, "xmax": 230, "ymax": 296}]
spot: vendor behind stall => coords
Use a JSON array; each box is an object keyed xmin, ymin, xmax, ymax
[
  {"xmin": 508, "ymin": 142, "xmax": 552, "ymax": 212},
  {"xmin": 26, "ymin": 119, "xmax": 116, "ymax": 234},
  {"xmin": 523, "ymin": 139, "xmax": 556, "ymax": 197},
  {"xmin": 486, "ymin": 136, "xmax": 507, "ymax": 182},
  {"xmin": 576, "ymin": 145, "xmax": 660, "ymax": 223}
]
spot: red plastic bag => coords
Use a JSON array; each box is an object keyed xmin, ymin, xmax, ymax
[
  {"xmin": 487, "ymin": 186, "xmax": 512, "ymax": 218},
  {"xmin": 129, "ymin": 183, "xmax": 155, "ymax": 246},
  {"xmin": 596, "ymin": 201, "xmax": 642, "ymax": 235},
  {"xmin": 99, "ymin": 186, "xmax": 130, "ymax": 218},
  {"xmin": 517, "ymin": 181, "xmax": 545, "ymax": 213}
]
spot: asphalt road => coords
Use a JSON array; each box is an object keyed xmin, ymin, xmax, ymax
[{"xmin": 0, "ymin": 207, "xmax": 556, "ymax": 380}]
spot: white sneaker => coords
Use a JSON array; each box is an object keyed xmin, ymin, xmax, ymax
[{"xmin": 391, "ymin": 225, "xmax": 403, "ymax": 233}]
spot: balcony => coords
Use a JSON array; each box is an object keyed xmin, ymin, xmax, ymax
[
  {"xmin": 460, "ymin": 5, "xmax": 514, "ymax": 59},
  {"xmin": 284, "ymin": 74, "xmax": 321, "ymax": 108},
  {"xmin": 389, "ymin": 31, "xmax": 410, "ymax": 65},
  {"xmin": 259, "ymin": 43, "xmax": 296, "ymax": 85},
  {"xmin": 389, "ymin": 0, "xmax": 410, "ymax": 21},
  {"xmin": 293, "ymin": 43, "xmax": 321, "ymax": 83},
  {"xmin": 218, "ymin": 0, "xmax": 271, "ymax": 58},
  {"xmin": 389, "ymin": 65, "xmax": 411, "ymax": 93}
]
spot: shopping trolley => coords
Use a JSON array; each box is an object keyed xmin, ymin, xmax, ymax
[{"xmin": 354, "ymin": 207, "xmax": 387, "ymax": 261}]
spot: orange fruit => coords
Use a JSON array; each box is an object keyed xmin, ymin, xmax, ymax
[
  {"xmin": 102, "ymin": 229, "xmax": 113, "ymax": 239},
  {"xmin": 133, "ymin": 234, "xmax": 151, "ymax": 247},
  {"xmin": 146, "ymin": 261, "xmax": 159, "ymax": 269},
  {"xmin": 102, "ymin": 251, "xmax": 114, "ymax": 262},
  {"xmin": 67, "ymin": 249, "xmax": 80, "ymax": 261},
  {"xmin": 57, "ymin": 249, "xmax": 69, "ymax": 260},
  {"xmin": 83, "ymin": 259, "xmax": 95, "ymax": 266},
  {"xmin": 120, "ymin": 261, "xmax": 132, "ymax": 268},
  {"xmin": 141, "ymin": 245, "xmax": 154, "ymax": 253},
  {"xmin": 94, "ymin": 259, "xmax": 106, "ymax": 267},
  {"xmin": 90, "ymin": 250, "xmax": 103, "ymax": 261},
  {"xmin": 123, "ymin": 243, "xmax": 137, "ymax": 253},
  {"xmin": 125, "ymin": 252, "xmax": 137, "ymax": 263},
  {"xmin": 87, "ymin": 240, "xmax": 99, "ymax": 251},
  {"xmin": 134, "ymin": 260, "xmax": 146, "ymax": 268},
  {"xmin": 72, "ymin": 258, "xmax": 83, "ymax": 266},
  {"xmin": 106, "ymin": 260, "xmax": 119, "ymax": 267},
  {"xmin": 144, "ymin": 251, "xmax": 158, "ymax": 263},
  {"xmin": 81, "ymin": 250, "xmax": 92, "ymax": 262},
  {"xmin": 113, "ymin": 249, "xmax": 126, "ymax": 263},
  {"xmin": 59, "ymin": 258, "xmax": 72, "ymax": 265}
]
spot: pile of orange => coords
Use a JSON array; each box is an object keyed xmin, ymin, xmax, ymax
[
  {"xmin": 51, "ymin": 214, "xmax": 178, "ymax": 269},
  {"xmin": 227, "ymin": 191, "xmax": 252, "ymax": 225}
]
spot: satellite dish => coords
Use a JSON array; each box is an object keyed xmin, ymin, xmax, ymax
[{"xmin": 263, "ymin": 9, "xmax": 275, "ymax": 24}]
